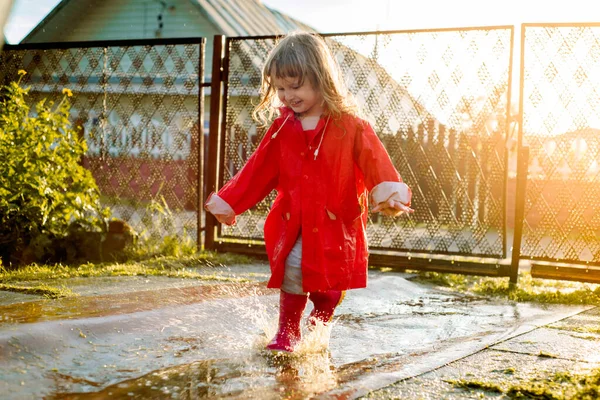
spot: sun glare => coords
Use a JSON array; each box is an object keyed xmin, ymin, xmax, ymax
[{"xmin": 524, "ymin": 26, "xmax": 600, "ymax": 137}]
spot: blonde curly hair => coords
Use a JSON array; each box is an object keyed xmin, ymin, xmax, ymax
[{"xmin": 253, "ymin": 31, "xmax": 358, "ymax": 126}]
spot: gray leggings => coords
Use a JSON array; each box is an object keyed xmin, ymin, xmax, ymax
[{"xmin": 280, "ymin": 235, "xmax": 305, "ymax": 295}]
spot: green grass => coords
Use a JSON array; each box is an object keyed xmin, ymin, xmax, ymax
[
  {"xmin": 446, "ymin": 369, "xmax": 600, "ymax": 399},
  {"xmin": 0, "ymin": 251, "xmax": 261, "ymax": 298},
  {"xmin": 549, "ymin": 325, "xmax": 600, "ymax": 335},
  {"xmin": 0, "ymin": 283, "xmax": 75, "ymax": 298},
  {"xmin": 411, "ymin": 271, "xmax": 600, "ymax": 306},
  {"xmin": 443, "ymin": 378, "xmax": 504, "ymax": 394}
]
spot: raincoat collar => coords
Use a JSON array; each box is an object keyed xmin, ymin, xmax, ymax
[{"xmin": 277, "ymin": 106, "xmax": 329, "ymax": 138}]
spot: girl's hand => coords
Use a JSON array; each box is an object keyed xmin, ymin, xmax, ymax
[
  {"xmin": 204, "ymin": 192, "xmax": 236, "ymax": 225},
  {"xmin": 370, "ymin": 182, "xmax": 413, "ymax": 217},
  {"xmin": 372, "ymin": 198, "xmax": 414, "ymax": 216}
]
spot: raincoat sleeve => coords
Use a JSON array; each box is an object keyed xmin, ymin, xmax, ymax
[
  {"xmin": 204, "ymin": 193, "xmax": 236, "ymax": 225},
  {"xmin": 208, "ymin": 121, "xmax": 281, "ymax": 221},
  {"xmin": 353, "ymin": 119, "xmax": 412, "ymax": 210}
]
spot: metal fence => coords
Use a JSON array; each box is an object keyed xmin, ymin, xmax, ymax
[
  {"xmin": 516, "ymin": 24, "xmax": 600, "ymax": 282},
  {"xmin": 0, "ymin": 38, "xmax": 206, "ymax": 246},
  {"xmin": 6, "ymin": 26, "xmax": 600, "ymax": 284},
  {"xmin": 205, "ymin": 27, "xmax": 515, "ymax": 276}
]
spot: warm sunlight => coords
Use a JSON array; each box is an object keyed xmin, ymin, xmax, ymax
[
  {"xmin": 4, "ymin": 3, "xmax": 600, "ymax": 400},
  {"xmin": 323, "ymin": 29, "xmax": 511, "ymax": 133},
  {"xmin": 523, "ymin": 25, "xmax": 600, "ymax": 137}
]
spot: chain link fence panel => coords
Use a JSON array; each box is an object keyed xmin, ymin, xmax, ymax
[
  {"xmin": 218, "ymin": 28, "xmax": 512, "ymax": 259},
  {"xmin": 520, "ymin": 24, "xmax": 600, "ymax": 265},
  {"xmin": 0, "ymin": 40, "xmax": 204, "ymax": 244}
]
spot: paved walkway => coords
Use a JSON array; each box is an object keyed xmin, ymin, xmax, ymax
[
  {"xmin": 0, "ymin": 264, "xmax": 597, "ymax": 399},
  {"xmin": 366, "ymin": 307, "xmax": 600, "ymax": 399}
]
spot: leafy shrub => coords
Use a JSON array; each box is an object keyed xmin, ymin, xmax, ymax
[{"xmin": 0, "ymin": 71, "xmax": 109, "ymax": 266}]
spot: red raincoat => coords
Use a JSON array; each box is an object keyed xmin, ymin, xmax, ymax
[{"xmin": 214, "ymin": 107, "xmax": 402, "ymax": 292}]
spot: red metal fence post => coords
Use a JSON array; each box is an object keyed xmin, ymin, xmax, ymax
[
  {"xmin": 509, "ymin": 146, "xmax": 529, "ymax": 284},
  {"xmin": 204, "ymin": 35, "xmax": 225, "ymax": 251},
  {"xmin": 197, "ymin": 39, "xmax": 206, "ymax": 251}
]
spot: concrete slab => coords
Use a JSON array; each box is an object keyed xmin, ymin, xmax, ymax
[
  {"xmin": 365, "ymin": 349, "xmax": 600, "ymax": 399},
  {"xmin": 491, "ymin": 327, "xmax": 600, "ymax": 363},
  {"xmin": 547, "ymin": 306, "xmax": 600, "ymax": 332}
]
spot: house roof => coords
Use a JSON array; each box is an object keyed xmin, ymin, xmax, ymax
[
  {"xmin": 21, "ymin": 0, "xmax": 71, "ymax": 42},
  {"xmin": 22, "ymin": 0, "xmax": 314, "ymax": 43},
  {"xmin": 193, "ymin": 0, "xmax": 314, "ymax": 36}
]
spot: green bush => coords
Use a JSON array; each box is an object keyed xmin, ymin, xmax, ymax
[{"xmin": 0, "ymin": 71, "xmax": 109, "ymax": 266}]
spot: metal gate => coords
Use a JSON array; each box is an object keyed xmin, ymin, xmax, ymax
[
  {"xmin": 0, "ymin": 38, "xmax": 206, "ymax": 247},
  {"xmin": 205, "ymin": 27, "xmax": 515, "ymax": 277},
  {"xmin": 7, "ymin": 26, "xmax": 600, "ymax": 284},
  {"xmin": 516, "ymin": 23, "xmax": 600, "ymax": 283}
]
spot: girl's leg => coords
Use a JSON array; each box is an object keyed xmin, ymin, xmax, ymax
[
  {"xmin": 280, "ymin": 236, "xmax": 304, "ymax": 296},
  {"xmin": 266, "ymin": 290, "xmax": 308, "ymax": 353},
  {"xmin": 308, "ymin": 290, "xmax": 345, "ymax": 325}
]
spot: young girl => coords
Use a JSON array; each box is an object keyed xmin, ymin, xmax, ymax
[{"xmin": 205, "ymin": 31, "xmax": 412, "ymax": 354}]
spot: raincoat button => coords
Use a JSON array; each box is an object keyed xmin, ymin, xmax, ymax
[
  {"xmin": 312, "ymin": 227, "xmax": 318, "ymax": 233},
  {"xmin": 303, "ymin": 175, "xmax": 308, "ymax": 179},
  {"xmin": 300, "ymin": 152, "xmax": 305, "ymax": 156}
]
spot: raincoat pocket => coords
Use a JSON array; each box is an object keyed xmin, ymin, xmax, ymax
[
  {"xmin": 322, "ymin": 208, "xmax": 357, "ymax": 262},
  {"xmin": 264, "ymin": 203, "xmax": 287, "ymax": 264}
]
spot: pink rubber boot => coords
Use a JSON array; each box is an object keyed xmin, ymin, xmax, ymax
[
  {"xmin": 308, "ymin": 290, "xmax": 345, "ymax": 326},
  {"xmin": 266, "ymin": 291, "xmax": 308, "ymax": 353}
]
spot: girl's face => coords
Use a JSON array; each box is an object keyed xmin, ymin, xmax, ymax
[{"xmin": 272, "ymin": 75, "xmax": 323, "ymax": 118}]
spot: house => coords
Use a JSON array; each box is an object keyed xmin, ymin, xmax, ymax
[
  {"xmin": 17, "ymin": 0, "xmax": 314, "ymax": 155},
  {"xmin": 21, "ymin": 0, "xmax": 314, "ymax": 74},
  {"xmin": 18, "ymin": 0, "xmax": 314, "ymax": 158}
]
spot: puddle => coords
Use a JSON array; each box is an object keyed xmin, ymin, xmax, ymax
[
  {"xmin": 46, "ymin": 352, "xmax": 339, "ymax": 399},
  {"xmin": 0, "ymin": 271, "xmax": 589, "ymax": 399},
  {"xmin": 0, "ymin": 281, "xmax": 272, "ymax": 324},
  {"xmin": 0, "ymin": 290, "xmax": 39, "ymax": 306}
]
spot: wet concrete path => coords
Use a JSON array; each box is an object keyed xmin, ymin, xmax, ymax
[{"xmin": 0, "ymin": 268, "xmax": 590, "ymax": 399}]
